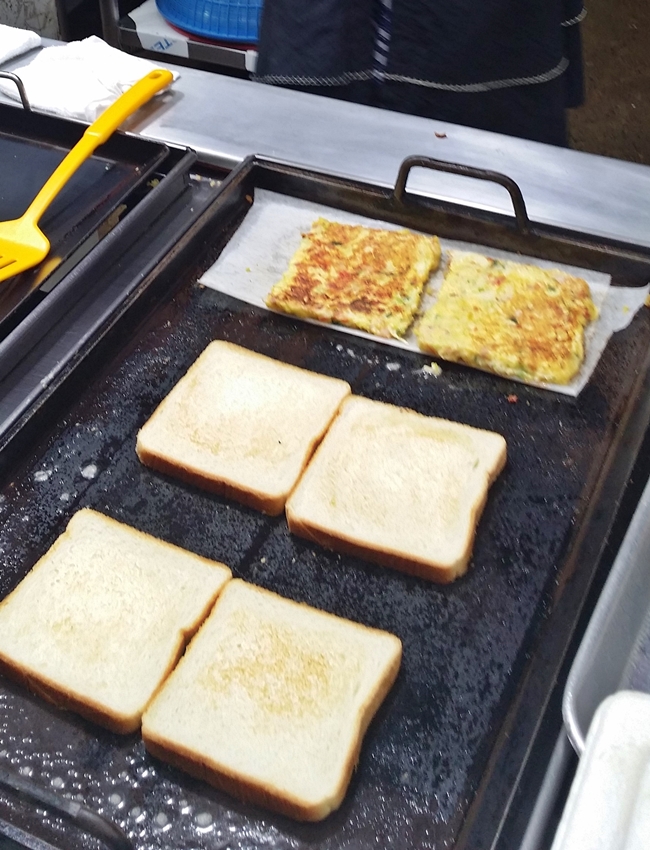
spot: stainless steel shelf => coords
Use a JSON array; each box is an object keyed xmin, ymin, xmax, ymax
[{"xmin": 99, "ymin": 0, "xmax": 257, "ymax": 74}]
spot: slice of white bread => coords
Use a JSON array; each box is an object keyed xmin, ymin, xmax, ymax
[
  {"xmin": 136, "ymin": 340, "xmax": 351, "ymax": 515},
  {"xmin": 286, "ymin": 395, "xmax": 507, "ymax": 583},
  {"xmin": 0, "ymin": 508, "xmax": 231, "ymax": 734},
  {"xmin": 141, "ymin": 578, "xmax": 402, "ymax": 821}
]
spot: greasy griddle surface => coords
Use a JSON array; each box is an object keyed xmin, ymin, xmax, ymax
[{"xmin": 0, "ymin": 279, "xmax": 645, "ymax": 849}]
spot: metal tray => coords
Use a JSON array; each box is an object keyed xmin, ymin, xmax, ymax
[
  {"xmin": 563, "ymin": 470, "xmax": 650, "ymax": 754},
  {"xmin": 1, "ymin": 155, "xmax": 650, "ymax": 850},
  {"xmin": 0, "ymin": 102, "xmax": 170, "ymax": 338}
]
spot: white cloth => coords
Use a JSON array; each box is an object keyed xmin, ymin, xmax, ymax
[
  {"xmin": 0, "ymin": 24, "xmax": 41, "ymax": 65},
  {"xmin": 0, "ymin": 36, "xmax": 178, "ymax": 122}
]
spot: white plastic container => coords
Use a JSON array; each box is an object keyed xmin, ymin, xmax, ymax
[{"xmin": 552, "ymin": 690, "xmax": 650, "ymax": 850}]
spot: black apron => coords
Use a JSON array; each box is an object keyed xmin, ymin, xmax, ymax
[{"xmin": 255, "ymin": 0, "xmax": 585, "ymax": 146}]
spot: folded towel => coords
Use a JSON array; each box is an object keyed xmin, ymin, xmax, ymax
[
  {"xmin": 0, "ymin": 36, "xmax": 178, "ymax": 122},
  {"xmin": 0, "ymin": 24, "xmax": 41, "ymax": 65}
]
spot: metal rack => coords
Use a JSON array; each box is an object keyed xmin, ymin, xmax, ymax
[{"xmin": 98, "ymin": 0, "xmax": 257, "ymax": 75}]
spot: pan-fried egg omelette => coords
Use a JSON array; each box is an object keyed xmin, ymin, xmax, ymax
[
  {"xmin": 415, "ymin": 251, "xmax": 599, "ymax": 385},
  {"xmin": 266, "ymin": 218, "xmax": 441, "ymax": 338}
]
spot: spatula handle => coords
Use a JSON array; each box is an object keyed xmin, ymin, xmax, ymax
[{"xmin": 23, "ymin": 68, "xmax": 173, "ymax": 226}]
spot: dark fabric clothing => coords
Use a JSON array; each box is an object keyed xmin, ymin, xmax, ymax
[
  {"xmin": 375, "ymin": 77, "xmax": 570, "ymax": 147},
  {"xmin": 255, "ymin": 0, "xmax": 585, "ymax": 147},
  {"xmin": 386, "ymin": 0, "xmax": 565, "ymax": 88},
  {"xmin": 255, "ymin": 0, "xmax": 375, "ymax": 84}
]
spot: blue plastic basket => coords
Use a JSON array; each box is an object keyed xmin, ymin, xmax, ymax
[{"xmin": 155, "ymin": 0, "xmax": 262, "ymax": 43}]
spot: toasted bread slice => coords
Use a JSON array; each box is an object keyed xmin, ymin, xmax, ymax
[
  {"xmin": 142, "ymin": 579, "xmax": 402, "ymax": 821},
  {"xmin": 266, "ymin": 218, "xmax": 441, "ymax": 338},
  {"xmin": 286, "ymin": 395, "xmax": 506, "ymax": 583},
  {"xmin": 415, "ymin": 251, "xmax": 599, "ymax": 384},
  {"xmin": 136, "ymin": 340, "xmax": 351, "ymax": 515},
  {"xmin": 0, "ymin": 509, "xmax": 231, "ymax": 733}
]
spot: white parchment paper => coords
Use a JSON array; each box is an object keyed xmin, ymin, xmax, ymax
[{"xmin": 200, "ymin": 190, "xmax": 650, "ymax": 396}]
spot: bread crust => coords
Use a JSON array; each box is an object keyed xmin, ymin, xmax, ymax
[
  {"xmin": 0, "ymin": 655, "xmax": 141, "ymax": 734},
  {"xmin": 136, "ymin": 445, "xmax": 287, "ymax": 515},
  {"xmin": 142, "ymin": 640, "xmax": 401, "ymax": 821},
  {"xmin": 287, "ymin": 511, "xmax": 469, "ymax": 583}
]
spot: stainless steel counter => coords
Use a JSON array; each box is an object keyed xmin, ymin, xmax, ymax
[
  {"xmin": 2, "ymin": 47, "xmax": 650, "ymax": 246},
  {"xmin": 123, "ymin": 62, "xmax": 650, "ymax": 247}
]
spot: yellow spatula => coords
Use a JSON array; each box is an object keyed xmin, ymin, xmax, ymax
[{"xmin": 0, "ymin": 67, "xmax": 174, "ymax": 284}]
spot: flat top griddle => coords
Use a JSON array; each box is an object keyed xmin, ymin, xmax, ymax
[
  {"xmin": 0, "ymin": 102, "xmax": 169, "ymax": 339},
  {"xmin": 0, "ymin": 155, "xmax": 650, "ymax": 850}
]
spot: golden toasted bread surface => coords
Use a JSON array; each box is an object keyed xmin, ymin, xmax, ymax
[
  {"xmin": 266, "ymin": 218, "xmax": 441, "ymax": 338},
  {"xmin": 416, "ymin": 252, "xmax": 598, "ymax": 384},
  {"xmin": 142, "ymin": 579, "xmax": 402, "ymax": 820}
]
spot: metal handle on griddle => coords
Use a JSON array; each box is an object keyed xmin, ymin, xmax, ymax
[
  {"xmin": 0, "ymin": 72, "xmax": 30, "ymax": 111},
  {"xmin": 0, "ymin": 764, "xmax": 132, "ymax": 850},
  {"xmin": 393, "ymin": 155, "xmax": 532, "ymax": 234}
]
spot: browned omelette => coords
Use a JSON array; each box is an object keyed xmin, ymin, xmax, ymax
[
  {"xmin": 266, "ymin": 218, "xmax": 441, "ymax": 338},
  {"xmin": 415, "ymin": 251, "xmax": 599, "ymax": 384}
]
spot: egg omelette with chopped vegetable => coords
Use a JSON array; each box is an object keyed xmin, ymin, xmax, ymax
[
  {"xmin": 266, "ymin": 218, "xmax": 441, "ymax": 338},
  {"xmin": 415, "ymin": 251, "xmax": 599, "ymax": 385}
]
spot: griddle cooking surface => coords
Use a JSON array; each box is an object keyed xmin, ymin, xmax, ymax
[
  {"xmin": 1, "ymin": 136, "xmax": 116, "ymax": 224},
  {"xmin": 0, "ymin": 266, "xmax": 644, "ymax": 849}
]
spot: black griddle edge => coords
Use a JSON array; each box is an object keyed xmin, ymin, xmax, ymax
[
  {"xmin": 1, "ymin": 154, "xmax": 650, "ymax": 850},
  {"xmin": 461, "ymin": 360, "xmax": 650, "ymax": 850},
  {"xmin": 0, "ymin": 103, "xmax": 175, "ymax": 336},
  {"xmin": 0, "ymin": 151, "xmax": 231, "ymax": 450}
]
